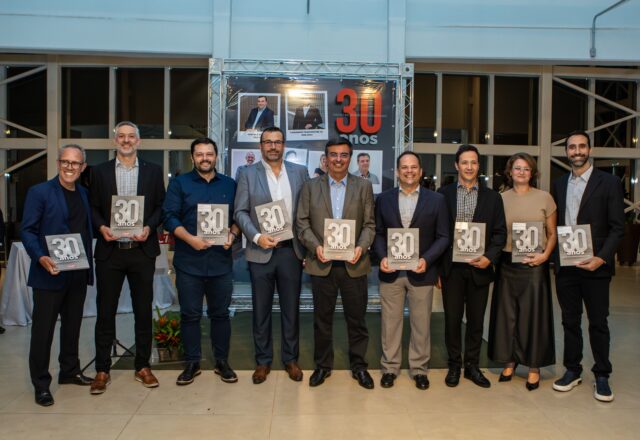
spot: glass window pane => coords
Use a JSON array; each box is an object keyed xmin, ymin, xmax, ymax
[
  {"xmin": 62, "ymin": 68, "xmax": 109, "ymax": 138},
  {"xmin": 414, "ymin": 74, "xmax": 437, "ymax": 142},
  {"xmin": 5, "ymin": 67, "xmax": 46, "ymax": 138},
  {"xmin": 594, "ymin": 80, "xmax": 637, "ymax": 148},
  {"xmin": 552, "ymin": 79, "xmax": 587, "ymax": 143},
  {"xmin": 441, "ymin": 153, "xmax": 488, "ymax": 189},
  {"xmin": 169, "ymin": 150, "xmax": 192, "ymax": 178},
  {"xmin": 417, "ymin": 153, "xmax": 436, "ymax": 189},
  {"xmin": 442, "ymin": 75, "xmax": 488, "ymax": 145},
  {"xmin": 116, "ymin": 68, "xmax": 164, "ymax": 139},
  {"xmin": 170, "ymin": 69, "xmax": 208, "ymax": 139},
  {"xmin": 137, "ymin": 150, "xmax": 164, "ymax": 168},
  {"xmin": 6, "ymin": 150, "xmax": 47, "ymax": 225},
  {"xmin": 494, "ymin": 76, "xmax": 538, "ymax": 145}
]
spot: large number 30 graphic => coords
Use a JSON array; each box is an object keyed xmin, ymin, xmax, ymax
[
  {"xmin": 114, "ymin": 199, "xmax": 140, "ymax": 223},
  {"xmin": 52, "ymin": 237, "xmax": 81, "ymax": 260},
  {"xmin": 327, "ymin": 222, "xmax": 351, "ymax": 249}
]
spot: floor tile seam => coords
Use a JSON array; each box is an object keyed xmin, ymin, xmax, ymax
[{"xmin": 114, "ymin": 413, "xmax": 137, "ymax": 440}]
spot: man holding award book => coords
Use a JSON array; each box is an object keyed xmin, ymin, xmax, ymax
[
  {"xmin": 163, "ymin": 137, "xmax": 241, "ymax": 386},
  {"xmin": 234, "ymin": 126, "xmax": 309, "ymax": 385},
  {"xmin": 21, "ymin": 144, "xmax": 94, "ymax": 406},
  {"xmin": 373, "ymin": 151, "xmax": 449, "ymax": 390},
  {"xmin": 438, "ymin": 144, "xmax": 506, "ymax": 389},
  {"xmin": 89, "ymin": 121, "xmax": 166, "ymax": 394},
  {"xmin": 551, "ymin": 130, "xmax": 624, "ymax": 402},
  {"xmin": 296, "ymin": 138, "xmax": 376, "ymax": 389}
]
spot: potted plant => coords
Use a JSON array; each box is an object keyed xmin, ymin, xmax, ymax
[
  {"xmin": 152, "ymin": 306, "xmax": 183, "ymax": 362},
  {"xmin": 617, "ymin": 209, "xmax": 640, "ymax": 266}
]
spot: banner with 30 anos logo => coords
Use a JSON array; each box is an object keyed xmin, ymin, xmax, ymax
[{"xmin": 45, "ymin": 233, "xmax": 90, "ymax": 271}]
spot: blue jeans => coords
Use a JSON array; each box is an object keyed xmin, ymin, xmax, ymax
[{"xmin": 176, "ymin": 269, "xmax": 233, "ymax": 363}]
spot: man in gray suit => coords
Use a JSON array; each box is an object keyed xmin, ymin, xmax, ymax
[
  {"xmin": 235, "ymin": 126, "xmax": 310, "ymax": 384},
  {"xmin": 296, "ymin": 138, "xmax": 376, "ymax": 389}
]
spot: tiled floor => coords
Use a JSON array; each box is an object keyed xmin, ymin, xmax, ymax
[{"xmin": 0, "ymin": 265, "xmax": 639, "ymax": 439}]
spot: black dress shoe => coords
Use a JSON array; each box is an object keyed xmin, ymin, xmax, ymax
[
  {"xmin": 526, "ymin": 380, "xmax": 540, "ymax": 391},
  {"xmin": 445, "ymin": 368, "xmax": 461, "ymax": 387},
  {"xmin": 464, "ymin": 366, "xmax": 491, "ymax": 388},
  {"xmin": 58, "ymin": 373, "xmax": 94, "ymax": 386},
  {"xmin": 214, "ymin": 360, "xmax": 238, "ymax": 383},
  {"xmin": 352, "ymin": 369, "xmax": 374, "ymax": 390},
  {"xmin": 35, "ymin": 389, "xmax": 54, "ymax": 407},
  {"xmin": 499, "ymin": 364, "xmax": 517, "ymax": 382},
  {"xmin": 309, "ymin": 368, "xmax": 331, "ymax": 387},
  {"xmin": 176, "ymin": 363, "xmax": 201, "ymax": 386},
  {"xmin": 414, "ymin": 374, "xmax": 430, "ymax": 390},
  {"xmin": 380, "ymin": 373, "xmax": 396, "ymax": 388}
]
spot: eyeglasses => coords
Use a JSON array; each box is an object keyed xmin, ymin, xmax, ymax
[
  {"xmin": 512, "ymin": 166, "xmax": 532, "ymax": 173},
  {"xmin": 328, "ymin": 152, "xmax": 351, "ymax": 159},
  {"xmin": 261, "ymin": 140, "xmax": 284, "ymax": 147},
  {"xmin": 58, "ymin": 160, "xmax": 84, "ymax": 170}
]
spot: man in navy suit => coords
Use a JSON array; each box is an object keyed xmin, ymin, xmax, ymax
[
  {"xmin": 235, "ymin": 126, "xmax": 309, "ymax": 384},
  {"xmin": 244, "ymin": 96, "xmax": 275, "ymax": 131},
  {"xmin": 21, "ymin": 144, "xmax": 94, "ymax": 407},
  {"xmin": 551, "ymin": 130, "xmax": 624, "ymax": 402},
  {"xmin": 373, "ymin": 152, "xmax": 449, "ymax": 390},
  {"xmin": 438, "ymin": 144, "xmax": 506, "ymax": 389},
  {"xmin": 89, "ymin": 121, "xmax": 166, "ymax": 395}
]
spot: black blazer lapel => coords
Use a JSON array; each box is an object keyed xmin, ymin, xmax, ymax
[
  {"xmin": 108, "ymin": 159, "xmax": 118, "ymax": 196},
  {"xmin": 137, "ymin": 160, "xmax": 145, "ymax": 195},
  {"xmin": 408, "ymin": 188, "xmax": 425, "ymax": 228},
  {"xmin": 555, "ymin": 173, "xmax": 569, "ymax": 226},
  {"xmin": 578, "ymin": 169, "xmax": 602, "ymax": 219}
]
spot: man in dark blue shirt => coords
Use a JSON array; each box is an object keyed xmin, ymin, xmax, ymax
[{"xmin": 162, "ymin": 137, "xmax": 241, "ymax": 386}]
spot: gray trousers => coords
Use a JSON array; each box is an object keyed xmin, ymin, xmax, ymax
[{"xmin": 380, "ymin": 275, "xmax": 434, "ymax": 377}]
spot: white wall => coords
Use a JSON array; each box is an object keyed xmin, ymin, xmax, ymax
[{"xmin": 0, "ymin": 0, "xmax": 638, "ymax": 63}]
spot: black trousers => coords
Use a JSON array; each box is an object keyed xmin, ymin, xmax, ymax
[
  {"xmin": 441, "ymin": 264, "xmax": 490, "ymax": 369},
  {"xmin": 555, "ymin": 268, "xmax": 612, "ymax": 378},
  {"xmin": 29, "ymin": 270, "xmax": 88, "ymax": 391},
  {"xmin": 248, "ymin": 246, "xmax": 302, "ymax": 366},
  {"xmin": 94, "ymin": 247, "xmax": 155, "ymax": 372},
  {"xmin": 311, "ymin": 264, "xmax": 369, "ymax": 371}
]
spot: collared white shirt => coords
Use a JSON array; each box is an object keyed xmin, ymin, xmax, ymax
[
  {"xmin": 328, "ymin": 174, "xmax": 348, "ymax": 219},
  {"xmin": 566, "ymin": 163, "xmax": 593, "ymax": 226},
  {"xmin": 303, "ymin": 105, "xmax": 310, "ymax": 117},
  {"xmin": 253, "ymin": 160, "xmax": 293, "ymax": 244},
  {"xmin": 115, "ymin": 157, "xmax": 139, "ymax": 196},
  {"xmin": 398, "ymin": 185, "xmax": 420, "ymax": 228}
]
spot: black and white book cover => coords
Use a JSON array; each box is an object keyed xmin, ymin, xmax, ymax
[
  {"xmin": 387, "ymin": 228, "xmax": 419, "ymax": 270},
  {"xmin": 452, "ymin": 221, "xmax": 486, "ymax": 263},
  {"xmin": 323, "ymin": 218, "xmax": 356, "ymax": 261},
  {"xmin": 45, "ymin": 233, "xmax": 90, "ymax": 271},
  {"xmin": 557, "ymin": 224, "xmax": 594, "ymax": 266},
  {"xmin": 255, "ymin": 199, "xmax": 294, "ymax": 241},
  {"xmin": 512, "ymin": 221, "xmax": 544, "ymax": 263},
  {"xmin": 110, "ymin": 195, "xmax": 144, "ymax": 238},
  {"xmin": 196, "ymin": 204, "xmax": 229, "ymax": 245}
]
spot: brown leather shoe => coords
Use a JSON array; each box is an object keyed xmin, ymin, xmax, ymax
[
  {"xmin": 252, "ymin": 365, "xmax": 271, "ymax": 384},
  {"xmin": 90, "ymin": 372, "xmax": 111, "ymax": 395},
  {"xmin": 285, "ymin": 362, "xmax": 303, "ymax": 382},
  {"xmin": 135, "ymin": 367, "xmax": 159, "ymax": 388}
]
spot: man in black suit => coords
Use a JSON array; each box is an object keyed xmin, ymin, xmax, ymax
[
  {"xmin": 292, "ymin": 97, "xmax": 323, "ymax": 130},
  {"xmin": 438, "ymin": 144, "xmax": 506, "ymax": 388},
  {"xmin": 244, "ymin": 96, "xmax": 275, "ymax": 131},
  {"xmin": 551, "ymin": 130, "xmax": 624, "ymax": 402},
  {"xmin": 373, "ymin": 152, "xmax": 449, "ymax": 390},
  {"xmin": 89, "ymin": 121, "xmax": 166, "ymax": 395}
]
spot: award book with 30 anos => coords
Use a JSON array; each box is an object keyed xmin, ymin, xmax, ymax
[
  {"xmin": 255, "ymin": 199, "xmax": 294, "ymax": 241},
  {"xmin": 387, "ymin": 228, "xmax": 419, "ymax": 271},
  {"xmin": 45, "ymin": 233, "xmax": 90, "ymax": 271},
  {"xmin": 323, "ymin": 218, "xmax": 356, "ymax": 261},
  {"xmin": 512, "ymin": 221, "xmax": 544, "ymax": 263},
  {"xmin": 110, "ymin": 195, "xmax": 144, "ymax": 238},
  {"xmin": 196, "ymin": 203, "xmax": 229, "ymax": 245},
  {"xmin": 452, "ymin": 221, "xmax": 486, "ymax": 263},
  {"xmin": 557, "ymin": 224, "xmax": 594, "ymax": 266}
]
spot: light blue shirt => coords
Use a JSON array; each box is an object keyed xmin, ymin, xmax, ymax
[
  {"xmin": 252, "ymin": 109, "xmax": 265, "ymax": 129},
  {"xmin": 565, "ymin": 164, "xmax": 593, "ymax": 226},
  {"xmin": 328, "ymin": 174, "xmax": 348, "ymax": 219}
]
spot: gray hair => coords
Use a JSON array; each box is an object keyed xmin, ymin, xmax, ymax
[
  {"xmin": 58, "ymin": 144, "xmax": 86, "ymax": 163},
  {"xmin": 114, "ymin": 121, "xmax": 140, "ymax": 138}
]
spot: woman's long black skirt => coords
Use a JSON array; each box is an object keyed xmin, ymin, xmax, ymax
[{"xmin": 488, "ymin": 252, "xmax": 555, "ymax": 368}]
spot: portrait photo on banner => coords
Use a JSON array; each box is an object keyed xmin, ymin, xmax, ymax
[
  {"xmin": 237, "ymin": 93, "xmax": 281, "ymax": 143},
  {"xmin": 230, "ymin": 148, "xmax": 262, "ymax": 181},
  {"xmin": 285, "ymin": 90, "xmax": 328, "ymax": 141},
  {"xmin": 349, "ymin": 149, "xmax": 383, "ymax": 194}
]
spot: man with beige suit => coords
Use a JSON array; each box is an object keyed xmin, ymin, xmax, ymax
[{"xmin": 296, "ymin": 138, "xmax": 376, "ymax": 389}]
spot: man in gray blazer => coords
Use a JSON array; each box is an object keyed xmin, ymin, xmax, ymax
[
  {"xmin": 296, "ymin": 138, "xmax": 376, "ymax": 389},
  {"xmin": 235, "ymin": 126, "xmax": 310, "ymax": 384}
]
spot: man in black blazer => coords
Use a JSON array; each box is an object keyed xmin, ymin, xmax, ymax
[
  {"xmin": 438, "ymin": 145, "xmax": 506, "ymax": 388},
  {"xmin": 550, "ymin": 130, "xmax": 624, "ymax": 402},
  {"xmin": 373, "ymin": 152, "xmax": 449, "ymax": 390},
  {"xmin": 89, "ymin": 121, "xmax": 166, "ymax": 395},
  {"xmin": 244, "ymin": 96, "xmax": 275, "ymax": 131},
  {"xmin": 292, "ymin": 97, "xmax": 323, "ymax": 130}
]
